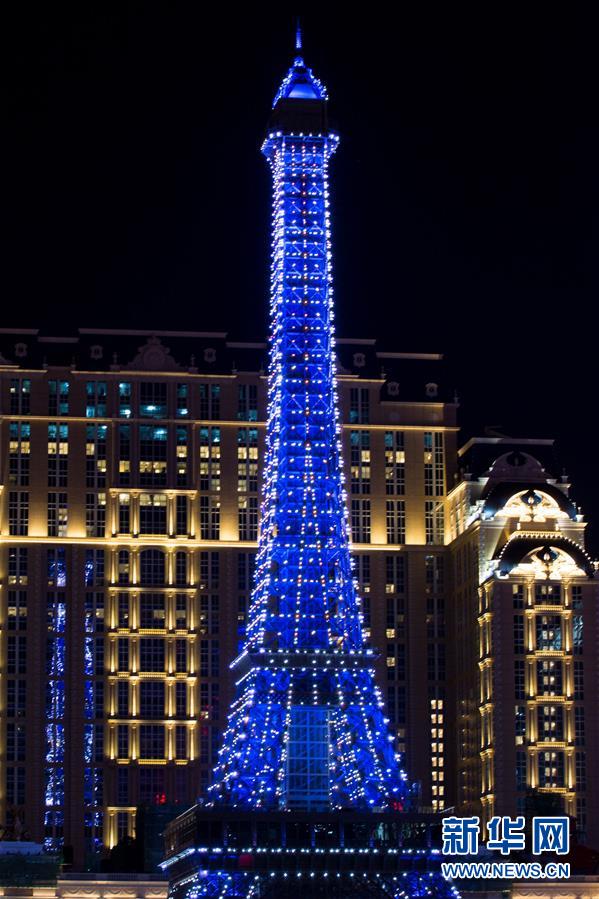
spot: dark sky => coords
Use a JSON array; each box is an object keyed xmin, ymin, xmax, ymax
[{"xmin": 4, "ymin": 7, "xmax": 599, "ymax": 549}]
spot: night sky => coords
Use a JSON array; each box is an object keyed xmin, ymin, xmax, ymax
[{"xmin": 4, "ymin": 8, "xmax": 599, "ymax": 549}]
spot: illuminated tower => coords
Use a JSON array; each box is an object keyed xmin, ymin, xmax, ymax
[{"xmin": 164, "ymin": 29, "xmax": 457, "ymax": 899}]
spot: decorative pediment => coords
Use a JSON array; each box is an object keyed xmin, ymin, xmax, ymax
[{"xmin": 125, "ymin": 336, "xmax": 182, "ymax": 372}]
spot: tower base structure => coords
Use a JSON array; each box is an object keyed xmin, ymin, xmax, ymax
[{"xmin": 163, "ymin": 807, "xmax": 459, "ymax": 898}]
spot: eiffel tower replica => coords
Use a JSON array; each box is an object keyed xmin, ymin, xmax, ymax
[{"xmin": 163, "ymin": 26, "xmax": 458, "ymax": 899}]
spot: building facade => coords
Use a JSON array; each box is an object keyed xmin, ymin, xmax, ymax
[
  {"xmin": 448, "ymin": 438, "xmax": 599, "ymax": 846},
  {"xmin": 0, "ymin": 328, "xmax": 457, "ymax": 866}
]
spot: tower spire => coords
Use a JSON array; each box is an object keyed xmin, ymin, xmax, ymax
[{"xmin": 295, "ymin": 16, "xmax": 302, "ymax": 54}]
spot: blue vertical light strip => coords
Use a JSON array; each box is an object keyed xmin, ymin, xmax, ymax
[
  {"xmin": 84, "ymin": 550, "xmax": 104, "ymax": 853},
  {"xmin": 45, "ymin": 577, "xmax": 66, "ymax": 850}
]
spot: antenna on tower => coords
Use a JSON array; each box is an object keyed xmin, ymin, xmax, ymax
[{"xmin": 295, "ymin": 16, "xmax": 303, "ymax": 53}]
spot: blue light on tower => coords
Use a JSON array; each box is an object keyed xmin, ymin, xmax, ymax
[
  {"xmin": 208, "ymin": 36, "xmax": 409, "ymax": 818},
  {"xmin": 163, "ymin": 28, "xmax": 459, "ymax": 899}
]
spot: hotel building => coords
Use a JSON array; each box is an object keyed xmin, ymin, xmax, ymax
[{"xmin": 0, "ymin": 328, "xmax": 457, "ymax": 866}]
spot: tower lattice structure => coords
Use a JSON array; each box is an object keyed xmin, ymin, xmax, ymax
[{"xmin": 164, "ymin": 33, "xmax": 459, "ymax": 899}]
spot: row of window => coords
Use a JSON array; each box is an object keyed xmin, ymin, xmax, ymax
[
  {"xmin": 514, "ymin": 659, "xmax": 585, "ymax": 699},
  {"xmin": 7, "ymin": 490, "xmax": 445, "ymax": 544},
  {"xmin": 8, "ymin": 423, "xmax": 443, "ymax": 495},
  {"xmin": 8, "ymin": 379, "xmax": 258, "ymax": 421},
  {"xmin": 513, "ymin": 613, "xmax": 583, "ymax": 654}
]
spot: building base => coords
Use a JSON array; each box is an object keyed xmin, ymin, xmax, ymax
[{"xmin": 163, "ymin": 806, "xmax": 459, "ymax": 898}]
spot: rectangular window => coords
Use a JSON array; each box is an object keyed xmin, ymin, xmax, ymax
[
  {"xmin": 86, "ymin": 425, "xmax": 107, "ymax": 488},
  {"xmin": 175, "ymin": 594, "xmax": 187, "ymax": 629},
  {"xmin": 385, "ymin": 555, "xmax": 406, "ymax": 594},
  {"xmin": 537, "ymin": 660, "xmax": 563, "ymax": 696},
  {"xmin": 199, "ymin": 639, "xmax": 219, "ymax": 678},
  {"xmin": 424, "ymin": 432, "xmax": 444, "ymax": 496},
  {"xmin": 199, "ymin": 596, "xmax": 219, "ymax": 635},
  {"xmin": 538, "ymin": 750, "xmax": 565, "ymax": 788},
  {"xmin": 535, "ymin": 583, "xmax": 562, "ymax": 605},
  {"xmin": 573, "ymin": 614, "xmax": 583, "ymax": 654},
  {"xmin": 139, "ymin": 682, "xmax": 165, "ymax": 719},
  {"xmin": 199, "ymin": 383, "xmax": 220, "ymax": 420},
  {"xmin": 48, "ymin": 492, "xmax": 68, "ymax": 537},
  {"xmin": 386, "ymin": 499, "xmax": 405, "ymax": 544},
  {"xmin": 9, "ymin": 422, "xmax": 30, "ymax": 486},
  {"xmin": 349, "ymin": 387, "xmax": 369, "ymax": 424},
  {"xmin": 355, "ymin": 554, "xmax": 370, "ymax": 594},
  {"xmin": 384, "ymin": 431, "xmax": 405, "ymax": 494},
  {"xmin": 199, "ymin": 427, "xmax": 221, "ymax": 492},
  {"xmin": 425, "ymin": 554, "xmax": 444, "ymax": 593},
  {"xmin": 175, "ymin": 725, "xmax": 187, "ymax": 759},
  {"xmin": 514, "ymin": 659, "xmax": 526, "ymax": 700},
  {"xmin": 537, "ymin": 704, "xmax": 564, "ymax": 742},
  {"xmin": 576, "ymin": 751, "xmax": 586, "ymax": 790},
  {"xmin": 140, "ymin": 382, "xmax": 167, "ymax": 419},
  {"xmin": 117, "ymin": 638, "xmax": 129, "ymax": 672},
  {"xmin": 6, "ymin": 723, "xmax": 26, "ymax": 762},
  {"xmin": 175, "ymin": 683, "xmax": 187, "ymax": 718},
  {"xmin": 139, "ymin": 426, "xmax": 168, "ymax": 486},
  {"xmin": 515, "ymin": 749, "xmax": 527, "ymax": 791},
  {"xmin": 237, "ymin": 427, "xmax": 259, "ymax": 492},
  {"xmin": 514, "ymin": 615, "xmax": 525, "ymax": 653},
  {"xmin": 10, "ymin": 378, "xmax": 31, "ymax": 414},
  {"xmin": 200, "ymin": 496, "xmax": 220, "ymax": 540},
  {"xmin": 237, "ymin": 383, "xmax": 258, "ymax": 421},
  {"xmin": 574, "ymin": 661, "xmax": 584, "ymax": 699},
  {"xmin": 117, "ymin": 726, "xmax": 129, "ymax": 760},
  {"xmin": 118, "ymin": 553, "xmax": 129, "ymax": 587},
  {"xmin": 8, "ymin": 547, "xmax": 28, "ymax": 585},
  {"xmin": 350, "ymin": 430, "xmax": 370, "ymax": 494},
  {"xmin": 85, "ymin": 382, "xmax": 107, "ymax": 418},
  {"xmin": 85, "ymin": 493, "xmax": 106, "ymax": 538},
  {"xmin": 139, "ymin": 595, "xmax": 166, "ymax": 630},
  {"xmin": 7, "ymin": 590, "xmax": 27, "ymax": 630},
  {"xmin": 139, "ymin": 725, "xmax": 165, "ymax": 760},
  {"xmin": 176, "ymin": 495, "xmax": 188, "ymax": 536},
  {"xmin": 175, "ymin": 553, "xmax": 188, "ymax": 587},
  {"xmin": 238, "ymin": 496, "xmax": 259, "ymax": 541},
  {"xmin": 139, "ymin": 493, "xmax": 168, "ymax": 534},
  {"xmin": 139, "ymin": 550, "xmax": 166, "ymax": 586},
  {"xmin": 48, "ymin": 380, "xmax": 69, "ymax": 416},
  {"xmin": 536, "ymin": 615, "xmax": 562, "ymax": 651},
  {"xmin": 513, "ymin": 584, "xmax": 525, "ymax": 608},
  {"xmin": 175, "ymin": 639, "xmax": 188, "ymax": 673},
  {"xmin": 425, "ymin": 500, "xmax": 445, "ymax": 545},
  {"xmin": 118, "ymin": 425, "xmax": 131, "ymax": 485},
  {"xmin": 201, "ymin": 552, "xmax": 220, "ymax": 588},
  {"xmin": 118, "ymin": 494, "xmax": 130, "ymax": 534},
  {"xmin": 176, "ymin": 383, "xmax": 189, "ymax": 417},
  {"xmin": 48, "ymin": 423, "xmax": 68, "ymax": 487},
  {"xmin": 287, "ymin": 707, "xmax": 330, "ymax": 810},
  {"xmin": 139, "ymin": 638, "xmax": 165, "ymax": 672},
  {"xmin": 351, "ymin": 499, "xmax": 371, "ymax": 544},
  {"xmin": 118, "ymin": 382, "xmax": 132, "ymax": 419},
  {"xmin": 9, "ymin": 492, "xmax": 29, "ymax": 536},
  {"xmin": 48, "ymin": 547, "xmax": 67, "ymax": 587},
  {"xmin": 117, "ymin": 593, "xmax": 130, "ymax": 628},
  {"xmin": 176, "ymin": 426, "xmax": 188, "ymax": 486}
]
